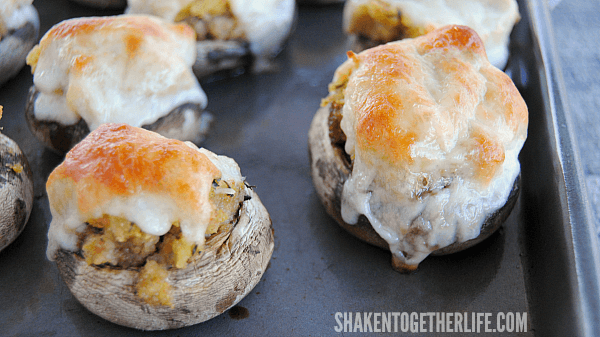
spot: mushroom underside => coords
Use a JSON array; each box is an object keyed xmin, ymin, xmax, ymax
[
  {"xmin": 193, "ymin": 40, "xmax": 252, "ymax": 79},
  {"xmin": 25, "ymin": 86, "xmax": 212, "ymax": 154}
]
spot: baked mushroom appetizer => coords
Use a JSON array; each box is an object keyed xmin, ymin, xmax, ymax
[
  {"xmin": 0, "ymin": 106, "xmax": 34, "ymax": 252},
  {"xmin": 25, "ymin": 15, "xmax": 212, "ymax": 154},
  {"xmin": 125, "ymin": 0, "xmax": 296, "ymax": 78},
  {"xmin": 343, "ymin": 0, "xmax": 520, "ymax": 69},
  {"xmin": 309, "ymin": 25, "xmax": 528, "ymax": 272},
  {"xmin": 46, "ymin": 123, "xmax": 273, "ymax": 330},
  {"xmin": 0, "ymin": 0, "xmax": 39, "ymax": 87}
]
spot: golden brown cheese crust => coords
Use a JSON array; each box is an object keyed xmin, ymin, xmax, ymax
[
  {"xmin": 27, "ymin": 15, "xmax": 194, "ymax": 73},
  {"xmin": 25, "ymin": 14, "xmax": 207, "ymax": 137},
  {"xmin": 47, "ymin": 123, "xmax": 220, "ymax": 220},
  {"xmin": 336, "ymin": 25, "xmax": 527, "ymax": 185}
]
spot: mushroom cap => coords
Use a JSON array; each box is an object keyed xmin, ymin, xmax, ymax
[
  {"xmin": 0, "ymin": 5, "xmax": 39, "ymax": 87},
  {"xmin": 0, "ymin": 133, "xmax": 34, "ymax": 252},
  {"xmin": 54, "ymin": 187, "xmax": 273, "ymax": 330}
]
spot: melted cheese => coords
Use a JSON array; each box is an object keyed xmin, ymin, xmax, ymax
[
  {"xmin": 331, "ymin": 26, "xmax": 527, "ymax": 267},
  {"xmin": 344, "ymin": 0, "xmax": 520, "ymax": 68},
  {"xmin": 46, "ymin": 124, "xmax": 243, "ymax": 260},
  {"xmin": 0, "ymin": 0, "xmax": 36, "ymax": 39},
  {"xmin": 228, "ymin": 0, "xmax": 295, "ymax": 57},
  {"xmin": 27, "ymin": 15, "xmax": 207, "ymax": 130},
  {"xmin": 125, "ymin": 0, "xmax": 193, "ymax": 22},
  {"xmin": 126, "ymin": 0, "xmax": 295, "ymax": 58}
]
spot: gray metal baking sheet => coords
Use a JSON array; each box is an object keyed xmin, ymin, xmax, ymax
[{"xmin": 0, "ymin": 0, "xmax": 598, "ymax": 336}]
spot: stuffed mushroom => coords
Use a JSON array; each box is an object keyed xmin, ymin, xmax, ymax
[
  {"xmin": 0, "ymin": 106, "xmax": 34, "ymax": 252},
  {"xmin": 309, "ymin": 25, "xmax": 528, "ymax": 272},
  {"xmin": 0, "ymin": 0, "xmax": 39, "ymax": 87},
  {"xmin": 125, "ymin": 0, "xmax": 296, "ymax": 78},
  {"xmin": 25, "ymin": 15, "xmax": 212, "ymax": 154},
  {"xmin": 46, "ymin": 123, "xmax": 273, "ymax": 330},
  {"xmin": 343, "ymin": 0, "xmax": 520, "ymax": 69}
]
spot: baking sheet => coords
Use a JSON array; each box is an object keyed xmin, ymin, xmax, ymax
[{"xmin": 0, "ymin": 0, "xmax": 598, "ymax": 336}]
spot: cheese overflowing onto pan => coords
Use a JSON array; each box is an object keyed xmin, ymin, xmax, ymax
[
  {"xmin": 46, "ymin": 123, "xmax": 243, "ymax": 260},
  {"xmin": 0, "ymin": 0, "xmax": 36, "ymax": 39},
  {"xmin": 344, "ymin": 0, "xmax": 520, "ymax": 68},
  {"xmin": 126, "ymin": 0, "xmax": 295, "ymax": 58},
  {"xmin": 26, "ymin": 15, "xmax": 207, "ymax": 130},
  {"xmin": 328, "ymin": 26, "xmax": 527, "ymax": 267}
]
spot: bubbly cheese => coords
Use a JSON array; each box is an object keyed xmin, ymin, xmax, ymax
[
  {"xmin": 46, "ymin": 124, "xmax": 243, "ymax": 260},
  {"xmin": 27, "ymin": 15, "xmax": 207, "ymax": 130},
  {"xmin": 330, "ymin": 26, "xmax": 528, "ymax": 267},
  {"xmin": 126, "ymin": 0, "xmax": 295, "ymax": 58},
  {"xmin": 344, "ymin": 0, "xmax": 520, "ymax": 68}
]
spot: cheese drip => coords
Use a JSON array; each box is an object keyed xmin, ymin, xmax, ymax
[{"xmin": 340, "ymin": 148, "xmax": 521, "ymax": 265}]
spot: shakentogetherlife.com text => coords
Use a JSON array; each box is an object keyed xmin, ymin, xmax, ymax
[{"xmin": 334, "ymin": 312, "xmax": 528, "ymax": 333}]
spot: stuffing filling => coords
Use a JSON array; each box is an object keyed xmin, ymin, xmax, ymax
[
  {"xmin": 77, "ymin": 178, "xmax": 246, "ymax": 307},
  {"xmin": 346, "ymin": 0, "xmax": 416, "ymax": 43},
  {"xmin": 175, "ymin": 0, "xmax": 245, "ymax": 42},
  {"xmin": 321, "ymin": 73, "xmax": 349, "ymax": 153}
]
